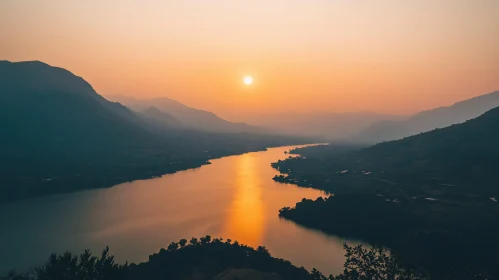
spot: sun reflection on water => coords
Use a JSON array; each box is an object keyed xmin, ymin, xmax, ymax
[{"xmin": 222, "ymin": 153, "xmax": 265, "ymax": 247}]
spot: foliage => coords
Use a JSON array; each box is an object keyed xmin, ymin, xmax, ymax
[
  {"xmin": 1, "ymin": 247, "xmax": 128, "ymax": 280},
  {"xmin": 332, "ymin": 244, "xmax": 428, "ymax": 280},
  {"xmin": 1, "ymin": 237, "xmax": 430, "ymax": 280}
]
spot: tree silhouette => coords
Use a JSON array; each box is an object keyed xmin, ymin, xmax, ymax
[
  {"xmin": 330, "ymin": 244, "xmax": 428, "ymax": 280},
  {"xmin": 179, "ymin": 239, "xmax": 187, "ymax": 248},
  {"xmin": 189, "ymin": 237, "xmax": 198, "ymax": 246},
  {"xmin": 200, "ymin": 235, "xmax": 211, "ymax": 245},
  {"xmin": 167, "ymin": 242, "xmax": 179, "ymax": 251},
  {"xmin": 1, "ymin": 239, "xmax": 431, "ymax": 280}
]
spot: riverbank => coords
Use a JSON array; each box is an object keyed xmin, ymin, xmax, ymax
[
  {"xmin": 271, "ymin": 144, "xmax": 499, "ymax": 279},
  {"xmin": 1, "ymin": 141, "xmax": 316, "ymax": 204},
  {"xmin": 0, "ymin": 145, "xmax": 354, "ymax": 276}
]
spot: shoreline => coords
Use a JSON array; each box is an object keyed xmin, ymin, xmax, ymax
[{"xmin": 1, "ymin": 142, "xmax": 318, "ymax": 205}]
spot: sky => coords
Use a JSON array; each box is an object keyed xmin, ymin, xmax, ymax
[{"xmin": 1, "ymin": 0, "xmax": 498, "ymax": 121}]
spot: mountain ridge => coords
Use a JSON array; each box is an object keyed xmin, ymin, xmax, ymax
[
  {"xmin": 109, "ymin": 95, "xmax": 263, "ymax": 134},
  {"xmin": 272, "ymin": 105, "xmax": 499, "ymax": 279},
  {"xmin": 241, "ymin": 111, "xmax": 406, "ymax": 140},
  {"xmin": 353, "ymin": 90, "xmax": 499, "ymax": 143},
  {"xmin": 139, "ymin": 106, "xmax": 186, "ymax": 129}
]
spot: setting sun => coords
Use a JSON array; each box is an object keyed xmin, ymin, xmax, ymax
[{"xmin": 243, "ymin": 76, "xmax": 253, "ymax": 86}]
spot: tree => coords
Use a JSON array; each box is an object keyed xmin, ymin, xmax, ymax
[
  {"xmin": 179, "ymin": 239, "xmax": 187, "ymax": 248},
  {"xmin": 189, "ymin": 237, "xmax": 199, "ymax": 246},
  {"xmin": 167, "ymin": 242, "xmax": 179, "ymax": 251},
  {"xmin": 9, "ymin": 247, "xmax": 130, "ymax": 280},
  {"xmin": 200, "ymin": 235, "xmax": 212, "ymax": 245},
  {"xmin": 256, "ymin": 246, "xmax": 270, "ymax": 257},
  {"xmin": 331, "ymin": 244, "xmax": 428, "ymax": 280}
]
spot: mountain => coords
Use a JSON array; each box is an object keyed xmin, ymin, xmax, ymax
[
  {"xmin": 139, "ymin": 106, "xmax": 185, "ymax": 129},
  {"xmin": 353, "ymin": 105, "xmax": 499, "ymax": 195},
  {"xmin": 276, "ymin": 106, "xmax": 499, "ymax": 196},
  {"xmin": 109, "ymin": 95, "xmax": 263, "ymax": 134},
  {"xmin": 272, "ymin": 106, "xmax": 499, "ymax": 279},
  {"xmin": 0, "ymin": 60, "xmax": 153, "ymax": 150},
  {"xmin": 241, "ymin": 111, "xmax": 406, "ymax": 140},
  {"xmin": 0, "ymin": 60, "xmax": 192, "ymax": 201},
  {"xmin": 0, "ymin": 60, "xmax": 306, "ymax": 203},
  {"xmin": 353, "ymin": 90, "xmax": 499, "ymax": 143}
]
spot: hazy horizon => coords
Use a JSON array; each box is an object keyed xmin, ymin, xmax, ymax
[{"xmin": 1, "ymin": 0, "xmax": 498, "ymax": 121}]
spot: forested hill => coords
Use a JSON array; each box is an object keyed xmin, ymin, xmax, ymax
[
  {"xmin": 272, "ymin": 106, "xmax": 499, "ymax": 279},
  {"xmin": 351, "ymin": 106, "xmax": 499, "ymax": 195}
]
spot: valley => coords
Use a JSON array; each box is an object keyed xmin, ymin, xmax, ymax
[{"xmin": 271, "ymin": 108, "xmax": 499, "ymax": 279}]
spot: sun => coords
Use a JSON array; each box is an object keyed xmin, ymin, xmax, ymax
[{"xmin": 243, "ymin": 76, "xmax": 253, "ymax": 86}]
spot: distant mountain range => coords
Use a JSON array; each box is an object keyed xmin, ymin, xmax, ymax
[
  {"xmin": 140, "ymin": 106, "xmax": 185, "ymax": 129},
  {"xmin": 244, "ymin": 90, "xmax": 499, "ymax": 143},
  {"xmin": 242, "ymin": 111, "xmax": 406, "ymax": 140},
  {"xmin": 109, "ymin": 95, "xmax": 263, "ymax": 134},
  {"xmin": 0, "ymin": 60, "xmax": 306, "ymax": 202},
  {"xmin": 352, "ymin": 90, "xmax": 499, "ymax": 143},
  {"xmin": 112, "ymin": 90, "xmax": 499, "ymax": 145}
]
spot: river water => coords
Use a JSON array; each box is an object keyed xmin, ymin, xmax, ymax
[{"xmin": 0, "ymin": 145, "xmax": 359, "ymax": 276}]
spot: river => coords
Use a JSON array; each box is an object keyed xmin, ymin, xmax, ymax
[{"xmin": 0, "ymin": 145, "xmax": 360, "ymax": 276}]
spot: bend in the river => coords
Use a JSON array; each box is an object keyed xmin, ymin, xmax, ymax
[{"xmin": 0, "ymin": 145, "xmax": 364, "ymax": 276}]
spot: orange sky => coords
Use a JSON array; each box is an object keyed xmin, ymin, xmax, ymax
[{"xmin": 1, "ymin": 0, "xmax": 498, "ymax": 121}]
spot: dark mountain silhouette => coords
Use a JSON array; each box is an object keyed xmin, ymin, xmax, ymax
[
  {"xmin": 0, "ymin": 60, "xmax": 154, "ymax": 151},
  {"xmin": 276, "ymin": 105, "xmax": 499, "ymax": 197},
  {"xmin": 0, "ymin": 60, "xmax": 189, "ymax": 201},
  {"xmin": 272, "ymin": 106, "xmax": 499, "ymax": 279},
  {"xmin": 139, "ymin": 106, "xmax": 186, "ymax": 129},
  {"xmin": 349, "ymin": 106, "xmax": 499, "ymax": 195},
  {"xmin": 0, "ymin": 60, "xmax": 307, "ymax": 202},
  {"xmin": 242, "ymin": 111, "xmax": 406, "ymax": 140},
  {"xmin": 109, "ymin": 95, "xmax": 263, "ymax": 134},
  {"xmin": 353, "ymin": 90, "xmax": 499, "ymax": 143}
]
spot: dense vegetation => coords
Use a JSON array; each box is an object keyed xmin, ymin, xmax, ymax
[
  {"xmin": 273, "ymin": 107, "xmax": 499, "ymax": 279},
  {"xmin": 1, "ymin": 236, "xmax": 427, "ymax": 280},
  {"xmin": 0, "ymin": 61, "xmax": 309, "ymax": 203}
]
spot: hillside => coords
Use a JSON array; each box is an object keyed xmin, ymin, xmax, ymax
[
  {"xmin": 110, "ymin": 95, "xmax": 263, "ymax": 134},
  {"xmin": 0, "ymin": 61, "xmax": 307, "ymax": 203},
  {"xmin": 0, "ymin": 61, "xmax": 197, "ymax": 202},
  {"xmin": 297, "ymin": 106, "xmax": 499, "ymax": 196},
  {"xmin": 274, "ymin": 106, "xmax": 499, "ymax": 197},
  {"xmin": 272, "ymin": 107, "xmax": 499, "ymax": 279},
  {"xmin": 139, "ymin": 106, "xmax": 186, "ymax": 129},
  {"xmin": 353, "ymin": 90, "xmax": 499, "ymax": 143}
]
